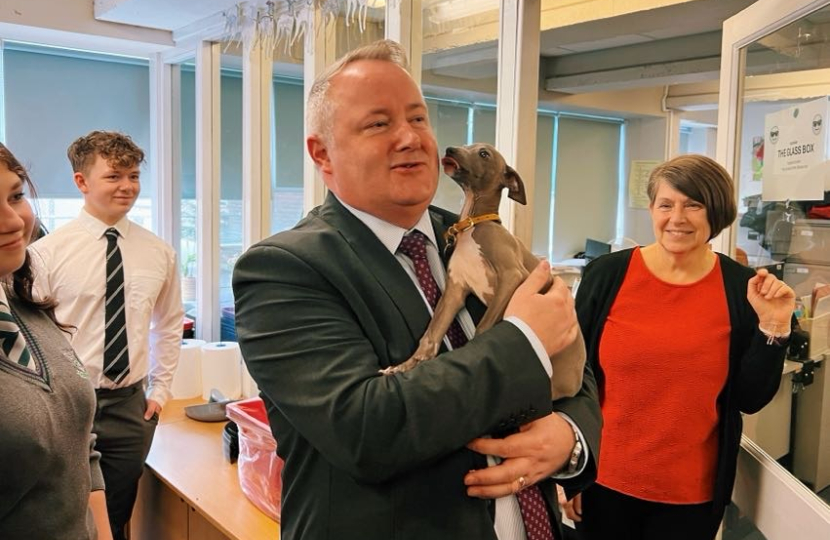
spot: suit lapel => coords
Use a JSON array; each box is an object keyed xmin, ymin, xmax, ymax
[
  {"xmin": 317, "ymin": 194, "xmax": 431, "ymax": 341},
  {"xmin": 317, "ymin": 195, "xmax": 488, "ymax": 343}
]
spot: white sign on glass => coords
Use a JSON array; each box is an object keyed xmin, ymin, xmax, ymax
[{"xmin": 763, "ymin": 96, "xmax": 830, "ymax": 201}]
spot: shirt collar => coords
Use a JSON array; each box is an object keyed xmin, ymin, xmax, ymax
[
  {"xmin": 77, "ymin": 208, "xmax": 131, "ymax": 240},
  {"xmin": 0, "ymin": 283, "xmax": 8, "ymax": 307},
  {"xmin": 337, "ymin": 197, "xmax": 437, "ymax": 255}
]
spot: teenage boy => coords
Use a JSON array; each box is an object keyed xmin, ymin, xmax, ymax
[{"xmin": 30, "ymin": 131, "xmax": 183, "ymax": 540}]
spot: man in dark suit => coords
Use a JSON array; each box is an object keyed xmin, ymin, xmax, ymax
[{"xmin": 232, "ymin": 39, "xmax": 600, "ymax": 540}]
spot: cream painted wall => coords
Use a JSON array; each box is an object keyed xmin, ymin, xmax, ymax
[
  {"xmin": 540, "ymin": 0, "xmax": 697, "ymax": 29},
  {"xmin": 668, "ymin": 70, "xmax": 830, "ymax": 111},
  {"xmin": 681, "ymin": 109, "xmax": 718, "ymax": 126},
  {"xmin": 424, "ymin": 70, "xmax": 668, "ymax": 119},
  {"xmin": 623, "ymin": 117, "xmax": 668, "ymax": 245},
  {"xmin": 425, "ymin": 0, "xmax": 704, "ymax": 52},
  {"xmin": 540, "ymin": 86, "xmax": 667, "ymax": 118},
  {"xmin": 0, "ymin": 0, "xmax": 172, "ymax": 55}
]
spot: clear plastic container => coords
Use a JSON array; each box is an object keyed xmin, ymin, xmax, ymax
[{"xmin": 224, "ymin": 397, "xmax": 283, "ymax": 521}]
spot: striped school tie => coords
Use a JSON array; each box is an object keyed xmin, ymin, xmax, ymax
[
  {"xmin": 103, "ymin": 228, "xmax": 130, "ymax": 383},
  {"xmin": 0, "ymin": 300, "xmax": 32, "ymax": 368}
]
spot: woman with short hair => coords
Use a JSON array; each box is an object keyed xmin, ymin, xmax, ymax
[{"xmin": 569, "ymin": 154, "xmax": 795, "ymax": 540}]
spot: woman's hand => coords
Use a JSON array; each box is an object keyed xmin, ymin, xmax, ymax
[
  {"xmin": 89, "ymin": 490, "xmax": 113, "ymax": 540},
  {"xmin": 747, "ymin": 268, "xmax": 796, "ymax": 331}
]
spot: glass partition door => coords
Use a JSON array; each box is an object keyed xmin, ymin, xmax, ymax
[{"xmin": 717, "ymin": 0, "xmax": 830, "ymax": 538}]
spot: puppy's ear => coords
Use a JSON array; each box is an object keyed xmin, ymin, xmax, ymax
[{"xmin": 504, "ymin": 166, "xmax": 527, "ymax": 205}]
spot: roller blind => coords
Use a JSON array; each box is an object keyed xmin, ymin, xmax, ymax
[{"xmin": 4, "ymin": 47, "xmax": 150, "ymax": 198}]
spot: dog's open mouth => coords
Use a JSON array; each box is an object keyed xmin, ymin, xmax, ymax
[{"xmin": 441, "ymin": 155, "xmax": 461, "ymax": 176}]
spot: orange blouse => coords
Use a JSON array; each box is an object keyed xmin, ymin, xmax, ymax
[{"xmin": 596, "ymin": 248, "xmax": 730, "ymax": 503}]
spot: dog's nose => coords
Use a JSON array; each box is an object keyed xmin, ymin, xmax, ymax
[{"xmin": 445, "ymin": 147, "xmax": 458, "ymax": 156}]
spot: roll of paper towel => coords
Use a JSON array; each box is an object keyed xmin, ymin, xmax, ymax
[
  {"xmin": 201, "ymin": 341, "xmax": 242, "ymax": 400},
  {"xmin": 171, "ymin": 339, "xmax": 205, "ymax": 399},
  {"xmin": 241, "ymin": 362, "xmax": 259, "ymax": 398}
]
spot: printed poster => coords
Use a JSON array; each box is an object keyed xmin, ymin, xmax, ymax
[
  {"xmin": 763, "ymin": 96, "xmax": 830, "ymax": 201},
  {"xmin": 628, "ymin": 160, "xmax": 660, "ymax": 209}
]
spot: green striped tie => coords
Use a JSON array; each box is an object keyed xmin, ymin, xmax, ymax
[
  {"xmin": 103, "ymin": 228, "xmax": 130, "ymax": 383},
  {"xmin": 0, "ymin": 300, "xmax": 31, "ymax": 368}
]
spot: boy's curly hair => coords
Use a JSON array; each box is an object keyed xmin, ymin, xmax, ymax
[{"xmin": 67, "ymin": 131, "xmax": 145, "ymax": 173}]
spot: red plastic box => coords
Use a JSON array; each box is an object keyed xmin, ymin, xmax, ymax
[{"xmin": 225, "ymin": 397, "xmax": 284, "ymax": 521}]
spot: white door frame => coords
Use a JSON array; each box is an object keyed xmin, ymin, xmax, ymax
[{"xmin": 716, "ymin": 1, "xmax": 830, "ymax": 538}]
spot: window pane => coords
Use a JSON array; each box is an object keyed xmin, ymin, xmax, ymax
[
  {"xmin": 271, "ymin": 79, "xmax": 304, "ymax": 234},
  {"xmin": 4, "ymin": 45, "xmax": 152, "ymax": 231},
  {"xmin": 178, "ymin": 62, "xmax": 197, "ymax": 320},
  {"xmin": 421, "ymin": 0, "xmax": 498, "ymax": 215},
  {"xmin": 473, "ymin": 106, "xmax": 496, "ymax": 144},
  {"xmin": 428, "ymin": 101, "xmax": 468, "ymax": 211},
  {"xmin": 531, "ymin": 115, "xmax": 554, "ymax": 258},
  {"xmin": 551, "ymin": 117, "xmax": 621, "ymax": 261},
  {"xmin": 219, "ymin": 58, "xmax": 243, "ymax": 341},
  {"xmin": 732, "ymin": 10, "xmax": 830, "ymax": 501}
]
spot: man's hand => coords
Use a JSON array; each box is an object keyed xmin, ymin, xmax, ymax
[
  {"xmin": 559, "ymin": 489, "xmax": 582, "ymax": 522},
  {"xmin": 144, "ymin": 399, "xmax": 162, "ymax": 421},
  {"xmin": 463, "ymin": 413, "xmax": 575, "ymax": 498},
  {"xmin": 505, "ymin": 261, "xmax": 578, "ymax": 357}
]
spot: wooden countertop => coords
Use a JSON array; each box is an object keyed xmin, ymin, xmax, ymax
[{"xmin": 145, "ymin": 398, "xmax": 280, "ymax": 540}]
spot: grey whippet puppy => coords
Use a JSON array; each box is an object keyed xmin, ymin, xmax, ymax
[{"xmin": 386, "ymin": 143, "xmax": 586, "ymax": 400}]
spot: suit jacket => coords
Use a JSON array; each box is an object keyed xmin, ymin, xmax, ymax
[{"xmin": 233, "ymin": 193, "xmax": 600, "ymax": 540}]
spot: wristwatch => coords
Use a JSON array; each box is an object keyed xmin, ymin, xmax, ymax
[{"xmin": 566, "ymin": 422, "xmax": 583, "ymax": 474}]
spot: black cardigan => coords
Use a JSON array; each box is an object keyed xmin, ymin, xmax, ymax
[{"xmin": 575, "ymin": 248, "xmax": 788, "ymax": 514}]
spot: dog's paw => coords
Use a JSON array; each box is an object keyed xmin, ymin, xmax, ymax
[
  {"xmin": 410, "ymin": 344, "xmax": 440, "ymax": 363},
  {"xmin": 379, "ymin": 358, "xmax": 420, "ymax": 375}
]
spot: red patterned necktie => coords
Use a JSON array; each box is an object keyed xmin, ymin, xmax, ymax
[
  {"xmin": 398, "ymin": 231, "xmax": 468, "ymax": 349},
  {"xmin": 400, "ymin": 231, "xmax": 552, "ymax": 539},
  {"xmin": 516, "ymin": 487, "xmax": 555, "ymax": 540}
]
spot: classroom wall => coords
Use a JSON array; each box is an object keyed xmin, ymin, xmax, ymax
[
  {"xmin": 622, "ymin": 116, "xmax": 668, "ymax": 246},
  {"xmin": 0, "ymin": 0, "xmax": 171, "ymax": 55}
]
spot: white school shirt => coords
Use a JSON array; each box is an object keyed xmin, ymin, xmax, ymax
[
  {"xmin": 29, "ymin": 209, "xmax": 183, "ymax": 407},
  {"xmin": 341, "ymin": 199, "xmax": 587, "ymax": 540}
]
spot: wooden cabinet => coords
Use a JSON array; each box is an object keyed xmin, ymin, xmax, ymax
[
  {"xmin": 742, "ymin": 362, "xmax": 798, "ymax": 459},
  {"xmin": 794, "ymin": 357, "xmax": 830, "ymax": 493},
  {"xmin": 189, "ymin": 508, "xmax": 234, "ymax": 540},
  {"xmin": 127, "ymin": 399, "xmax": 279, "ymax": 540},
  {"xmin": 131, "ymin": 470, "xmax": 205, "ymax": 540}
]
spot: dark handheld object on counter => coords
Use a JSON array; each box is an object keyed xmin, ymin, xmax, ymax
[
  {"xmin": 184, "ymin": 389, "xmax": 240, "ymax": 422},
  {"xmin": 223, "ymin": 421, "xmax": 239, "ymax": 463}
]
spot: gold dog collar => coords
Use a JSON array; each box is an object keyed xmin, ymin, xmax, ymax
[{"xmin": 444, "ymin": 213, "xmax": 501, "ymax": 249}]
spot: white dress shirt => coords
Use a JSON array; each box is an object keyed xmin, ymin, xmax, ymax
[
  {"xmin": 29, "ymin": 209, "xmax": 183, "ymax": 407},
  {"xmin": 341, "ymin": 200, "xmax": 587, "ymax": 540}
]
